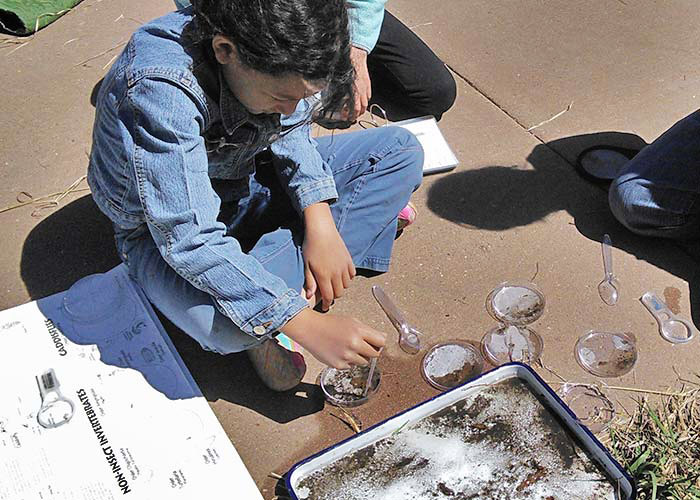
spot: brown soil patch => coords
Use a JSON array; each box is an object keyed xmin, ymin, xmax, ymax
[{"xmin": 663, "ymin": 286, "xmax": 682, "ymax": 315}]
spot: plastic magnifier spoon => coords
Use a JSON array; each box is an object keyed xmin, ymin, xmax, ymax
[
  {"xmin": 640, "ymin": 292, "xmax": 696, "ymax": 344},
  {"xmin": 598, "ymin": 234, "xmax": 620, "ymax": 306},
  {"xmin": 371, "ymin": 285, "xmax": 421, "ymax": 354}
]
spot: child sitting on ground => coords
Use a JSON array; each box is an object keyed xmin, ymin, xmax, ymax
[{"xmin": 88, "ymin": 0, "xmax": 423, "ymax": 391}]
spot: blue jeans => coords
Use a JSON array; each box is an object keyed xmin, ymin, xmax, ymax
[
  {"xmin": 609, "ymin": 109, "xmax": 700, "ymax": 240},
  {"xmin": 123, "ymin": 126, "xmax": 423, "ymax": 353}
]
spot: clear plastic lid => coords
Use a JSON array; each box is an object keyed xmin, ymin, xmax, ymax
[
  {"xmin": 559, "ymin": 383, "xmax": 615, "ymax": 434},
  {"xmin": 485, "ymin": 281, "xmax": 545, "ymax": 325},
  {"xmin": 480, "ymin": 324, "xmax": 544, "ymax": 365},
  {"xmin": 574, "ymin": 330, "xmax": 637, "ymax": 378},
  {"xmin": 421, "ymin": 341, "xmax": 484, "ymax": 391},
  {"xmin": 320, "ymin": 365, "xmax": 381, "ymax": 407}
]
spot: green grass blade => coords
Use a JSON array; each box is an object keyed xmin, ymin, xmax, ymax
[{"xmin": 629, "ymin": 449, "xmax": 651, "ymax": 474}]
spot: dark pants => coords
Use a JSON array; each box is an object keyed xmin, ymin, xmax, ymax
[
  {"xmin": 609, "ymin": 109, "xmax": 700, "ymax": 240},
  {"xmin": 368, "ymin": 11, "xmax": 457, "ymax": 121}
]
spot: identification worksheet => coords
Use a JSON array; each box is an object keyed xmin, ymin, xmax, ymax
[{"xmin": 0, "ymin": 265, "xmax": 263, "ymax": 500}]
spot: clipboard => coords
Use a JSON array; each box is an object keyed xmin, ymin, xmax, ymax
[{"xmin": 392, "ymin": 115, "xmax": 459, "ymax": 175}]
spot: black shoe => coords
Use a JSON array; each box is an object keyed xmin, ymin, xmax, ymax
[
  {"xmin": 575, "ymin": 146, "xmax": 641, "ymax": 184},
  {"xmin": 314, "ymin": 116, "xmax": 355, "ymax": 130}
]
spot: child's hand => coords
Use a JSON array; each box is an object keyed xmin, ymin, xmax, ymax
[
  {"xmin": 280, "ymin": 309, "xmax": 386, "ymax": 369},
  {"xmin": 302, "ymin": 202, "xmax": 356, "ymax": 311}
]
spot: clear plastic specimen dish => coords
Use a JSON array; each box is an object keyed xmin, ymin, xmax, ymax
[
  {"xmin": 320, "ymin": 365, "xmax": 381, "ymax": 408},
  {"xmin": 486, "ymin": 281, "xmax": 546, "ymax": 325},
  {"xmin": 481, "ymin": 325, "xmax": 544, "ymax": 365},
  {"xmin": 558, "ymin": 383, "xmax": 615, "ymax": 434},
  {"xmin": 574, "ymin": 330, "xmax": 637, "ymax": 378},
  {"xmin": 421, "ymin": 341, "xmax": 484, "ymax": 391}
]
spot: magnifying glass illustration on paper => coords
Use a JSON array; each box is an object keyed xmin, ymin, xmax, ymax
[{"xmin": 36, "ymin": 369, "xmax": 75, "ymax": 429}]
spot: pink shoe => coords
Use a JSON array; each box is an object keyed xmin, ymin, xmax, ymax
[{"xmin": 397, "ymin": 201, "xmax": 417, "ymax": 233}]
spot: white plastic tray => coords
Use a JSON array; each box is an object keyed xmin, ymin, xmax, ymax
[{"xmin": 288, "ymin": 363, "xmax": 635, "ymax": 499}]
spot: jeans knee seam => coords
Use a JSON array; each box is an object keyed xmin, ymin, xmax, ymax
[
  {"xmin": 333, "ymin": 129, "xmax": 419, "ymax": 176},
  {"xmin": 335, "ymin": 171, "xmax": 370, "ymax": 234}
]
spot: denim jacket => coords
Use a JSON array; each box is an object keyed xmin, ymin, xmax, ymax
[{"xmin": 88, "ymin": 10, "xmax": 337, "ymax": 339}]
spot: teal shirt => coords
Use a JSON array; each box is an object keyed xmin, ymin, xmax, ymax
[
  {"xmin": 346, "ymin": 0, "xmax": 387, "ymax": 52},
  {"xmin": 173, "ymin": 0, "xmax": 387, "ymax": 52}
]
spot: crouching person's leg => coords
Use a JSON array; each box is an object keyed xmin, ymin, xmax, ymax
[
  {"xmin": 609, "ymin": 110, "xmax": 700, "ymax": 240},
  {"xmin": 315, "ymin": 126, "xmax": 424, "ymax": 273},
  {"xmin": 245, "ymin": 227, "xmax": 309, "ymax": 391},
  {"xmin": 123, "ymin": 233, "xmax": 307, "ymax": 391}
]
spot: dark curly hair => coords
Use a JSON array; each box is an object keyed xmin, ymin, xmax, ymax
[{"xmin": 184, "ymin": 0, "xmax": 354, "ymax": 120}]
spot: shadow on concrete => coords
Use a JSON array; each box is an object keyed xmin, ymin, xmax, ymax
[
  {"xmin": 0, "ymin": 11, "xmax": 28, "ymax": 36},
  {"xmin": 158, "ymin": 312, "xmax": 326, "ymax": 424},
  {"xmin": 426, "ymin": 131, "xmax": 700, "ymax": 327},
  {"xmin": 20, "ymin": 194, "xmax": 120, "ymax": 299},
  {"xmin": 20, "ymin": 194, "xmax": 325, "ymax": 423},
  {"xmin": 90, "ymin": 77, "xmax": 104, "ymax": 107}
]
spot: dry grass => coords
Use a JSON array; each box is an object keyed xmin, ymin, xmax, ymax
[
  {"xmin": 0, "ymin": 175, "xmax": 88, "ymax": 217},
  {"xmin": 606, "ymin": 387, "xmax": 700, "ymax": 499}
]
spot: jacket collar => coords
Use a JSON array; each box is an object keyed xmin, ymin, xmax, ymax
[
  {"xmin": 192, "ymin": 44, "xmax": 282, "ymax": 135},
  {"xmin": 217, "ymin": 69, "xmax": 250, "ymax": 135}
]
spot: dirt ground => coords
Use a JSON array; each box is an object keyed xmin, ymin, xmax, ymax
[{"xmin": 2, "ymin": 0, "xmax": 700, "ymax": 498}]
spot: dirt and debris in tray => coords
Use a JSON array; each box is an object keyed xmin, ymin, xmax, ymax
[
  {"xmin": 516, "ymin": 460, "xmax": 547, "ymax": 491},
  {"xmin": 295, "ymin": 378, "xmax": 618, "ymax": 499}
]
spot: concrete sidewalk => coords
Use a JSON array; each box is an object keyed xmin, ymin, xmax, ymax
[{"xmin": 1, "ymin": 1, "xmax": 699, "ymax": 497}]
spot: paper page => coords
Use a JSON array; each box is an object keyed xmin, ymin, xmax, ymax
[{"xmin": 0, "ymin": 265, "xmax": 263, "ymax": 500}]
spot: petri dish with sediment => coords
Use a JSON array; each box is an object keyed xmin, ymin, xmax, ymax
[
  {"xmin": 481, "ymin": 324, "xmax": 544, "ymax": 366},
  {"xmin": 574, "ymin": 330, "xmax": 637, "ymax": 378},
  {"xmin": 421, "ymin": 341, "xmax": 484, "ymax": 391},
  {"xmin": 559, "ymin": 383, "xmax": 615, "ymax": 434},
  {"xmin": 320, "ymin": 365, "xmax": 381, "ymax": 408},
  {"xmin": 486, "ymin": 281, "xmax": 546, "ymax": 325}
]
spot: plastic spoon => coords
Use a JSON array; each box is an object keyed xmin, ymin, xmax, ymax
[
  {"xmin": 371, "ymin": 285, "xmax": 421, "ymax": 354},
  {"xmin": 362, "ymin": 356, "xmax": 378, "ymax": 397},
  {"xmin": 598, "ymin": 234, "xmax": 620, "ymax": 306}
]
